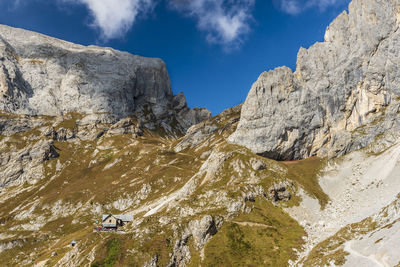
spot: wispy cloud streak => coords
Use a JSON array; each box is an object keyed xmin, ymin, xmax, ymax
[
  {"xmin": 277, "ymin": 0, "xmax": 347, "ymax": 15},
  {"xmin": 169, "ymin": 0, "xmax": 255, "ymax": 48}
]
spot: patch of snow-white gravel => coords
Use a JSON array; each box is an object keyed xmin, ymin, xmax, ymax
[{"xmin": 287, "ymin": 143, "xmax": 400, "ymax": 266}]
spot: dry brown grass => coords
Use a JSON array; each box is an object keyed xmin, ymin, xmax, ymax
[{"xmin": 282, "ymin": 157, "xmax": 329, "ymax": 208}]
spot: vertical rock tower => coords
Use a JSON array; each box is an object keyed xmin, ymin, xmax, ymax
[{"xmin": 229, "ymin": 0, "xmax": 400, "ymax": 160}]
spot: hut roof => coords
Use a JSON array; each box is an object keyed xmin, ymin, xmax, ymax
[{"xmin": 102, "ymin": 214, "xmax": 133, "ymax": 222}]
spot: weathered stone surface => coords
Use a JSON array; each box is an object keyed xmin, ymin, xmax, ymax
[
  {"xmin": 174, "ymin": 123, "xmax": 218, "ymax": 152},
  {"xmin": 0, "ymin": 239, "xmax": 23, "ymax": 253},
  {"xmin": 187, "ymin": 215, "xmax": 222, "ymax": 250},
  {"xmin": 0, "ymin": 114, "xmax": 44, "ymax": 136},
  {"xmin": 106, "ymin": 118, "xmax": 143, "ymax": 137},
  {"xmin": 250, "ymin": 158, "xmax": 266, "ymax": 171},
  {"xmin": 168, "ymin": 237, "xmax": 191, "ymax": 267},
  {"xmin": 174, "ymin": 105, "xmax": 240, "ymax": 152},
  {"xmin": 229, "ymin": 0, "xmax": 400, "ymax": 160},
  {"xmin": 142, "ymin": 255, "xmax": 158, "ymax": 267},
  {"xmin": 0, "ymin": 139, "xmax": 58, "ymax": 187},
  {"xmin": 0, "ymin": 25, "xmax": 210, "ymax": 133},
  {"xmin": 268, "ymin": 182, "xmax": 293, "ymax": 202},
  {"xmin": 168, "ymin": 215, "xmax": 223, "ymax": 267}
]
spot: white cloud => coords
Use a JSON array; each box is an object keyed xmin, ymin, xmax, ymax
[
  {"xmin": 169, "ymin": 0, "xmax": 255, "ymax": 48},
  {"xmin": 278, "ymin": 0, "xmax": 346, "ymax": 15},
  {"xmin": 279, "ymin": 0, "xmax": 302, "ymax": 15},
  {"xmin": 13, "ymin": 0, "xmax": 255, "ymax": 46},
  {"xmin": 64, "ymin": 0, "xmax": 155, "ymax": 40}
]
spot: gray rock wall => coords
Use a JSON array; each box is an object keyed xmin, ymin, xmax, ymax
[
  {"xmin": 229, "ymin": 0, "xmax": 400, "ymax": 160},
  {"xmin": 0, "ymin": 25, "xmax": 210, "ymax": 132}
]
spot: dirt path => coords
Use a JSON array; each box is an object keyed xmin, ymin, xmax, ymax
[
  {"xmin": 232, "ymin": 221, "xmax": 276, "ymax": 229},
  {"xmin": 344, "ymin": 241, "xmax": 385, "ymax": 267},
  {"xmin": 160, "ymin": 164, "xmax": 186, "ymax": 170}
]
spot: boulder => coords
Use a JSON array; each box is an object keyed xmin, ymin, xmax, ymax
[{"xmin": 268, "ymin": 182, "xmax": 293, "ymax": 202}]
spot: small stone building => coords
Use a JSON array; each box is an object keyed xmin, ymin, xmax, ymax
[{"xmin": 102, "ymin": 214, "xmax": 133, "ymax": 229}]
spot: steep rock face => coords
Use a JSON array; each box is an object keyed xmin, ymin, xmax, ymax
[
  {"xmin": 229, "ymin": 0, "xmax": 400, "ymax": 160},
  {"xmin": 0, "ymin": 139, "xmax": 58, "ymax": 188},
  {"xmin": 0, "ymin": 25, "xmax": 210, "ymax": 132}
]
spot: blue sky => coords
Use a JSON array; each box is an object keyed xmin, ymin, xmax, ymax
[{"xmin": 0, "ymin": 0, "xmax": 350, "ymax": 115}]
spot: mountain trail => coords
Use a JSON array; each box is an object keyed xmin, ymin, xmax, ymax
[
  {"xmin": 231, "ymin": 221, "xmax": 276, "ymax": 229},
  {"xmin": 344, "ymin": 241, "xmax": 386, "ymax": 267}
]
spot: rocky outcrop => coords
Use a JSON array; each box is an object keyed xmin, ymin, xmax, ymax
[
  {"xmin": 106, "ymin": 118, "xmax": 144, "ymax": 137},
  {"xmin": 174, "ymin": 105, "xmax": 241, "ymax": 152},
  {"xmin": 187, "ymin": 215, "xmax": 222, "ymax": 250},
  {"xmin": 250, "ymin": 158, "xmax": 267, "ymax": 171},
  {"xmin": 167, "ymin": 215, "xmax": 223, "ymax": 267},
  {"xmin": 0, "ymin": 25, "xmax": 210, "ymax": 133},
  {"xmin": 143, "ymin": 256, "xmax": 158, "ymax": 267},
  {"xmin": 229, "ymin": 0, "xmax": 400, "ymax": 160},
  {"xmin": 0, "ymin": 139, "xmax": 58, "ymax": 188},
  {"xmin": 268, "ymin": 182, "xmax": 293, "ymax": 202},
  {"xmin": 172, "ymin": 93, "xmax": 212, "ymax": 132},
  {"xmin": 0, "ymin": 239, "xmax": 24, "ymax": 253}
]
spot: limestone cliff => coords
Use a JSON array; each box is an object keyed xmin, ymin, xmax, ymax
[
  {"xmin": 229, "ymin": 0, "xmax": 400, "ymax": 160},
  {"xmin": 0, "ymin": 25, "xmax": 210, "ymax": 133}
]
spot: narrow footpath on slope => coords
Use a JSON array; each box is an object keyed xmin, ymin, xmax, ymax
[{"xmin": 344, "ymin": 241, "xmax": 386, "ymax": 267}]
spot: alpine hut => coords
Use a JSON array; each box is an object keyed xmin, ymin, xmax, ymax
[{"xmin": 102, "ymin": 214, "xmax": 133, "ymax": 229}]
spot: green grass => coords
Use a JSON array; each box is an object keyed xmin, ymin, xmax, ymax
[
  {"xmin": 139, "ymin": 231, "xmax": 174, "ymax": 266},
  {"xmin": 187, "ymin": 238, "xmax": 201, "ymax": 267},
  {"xmin": 282, "ymin": 157, "xmax": 329, "ymax": 208},
  {"xmin": 204, "ymin": 198, "xmax": 305, "ymax": 267},
  {"xmin": 55, "ymin": 113, "xmax": 83, "ymax": 130},
  {"xmin": 92, "ymin": 238, "xmax": 122, "ymax": 267}
]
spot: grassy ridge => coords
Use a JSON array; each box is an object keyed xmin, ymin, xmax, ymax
[
  {"xmin": 204, "ymin": 198, "xmax": 305, "ymax": 267},
  {"xmin": 282, "ymin": 157, "xmax": 329, "ymax": 208}
]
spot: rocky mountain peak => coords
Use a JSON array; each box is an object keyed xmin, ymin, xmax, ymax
[
  {"xmin": 229, "ymin": 0, "xmax": 400, "ymax": 160},
  {"xmin": 0, "ymin": 24, "xmax": 210, "ymax": 134}
]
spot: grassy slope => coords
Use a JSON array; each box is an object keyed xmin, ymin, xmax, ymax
[
  {"xmin": 0, "ymin": 109, "xmax": 329, "ymax": 266},
  {"xmin": 204, "ymin": 198, "xmax": 305, "ymax": 267},
  {"xmin": 282, "ymin": 157, "xmax": 329, "ymax": 208}
]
